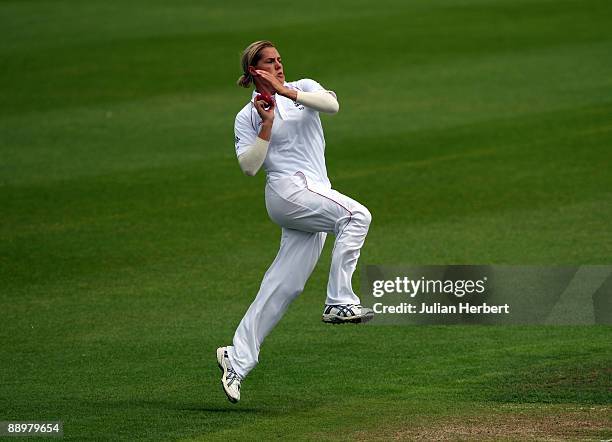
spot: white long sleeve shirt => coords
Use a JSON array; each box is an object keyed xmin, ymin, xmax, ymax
[{"xmin": 233, "ymin": 78, "xmax": 337, "ymax": 187}]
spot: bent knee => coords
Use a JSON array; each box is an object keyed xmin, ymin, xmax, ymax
[{"xmin": 354, "ymin": 205, "xmax": 372, "ymax": 227}]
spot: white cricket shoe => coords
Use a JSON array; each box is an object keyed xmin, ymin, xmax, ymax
[
  {"xmin": 216, "ymin": 347, "xmax": 242, "ymax": 403},
  {"xmin": 322, "ymin": 304, "xmax": 374, "ymax": 324}
]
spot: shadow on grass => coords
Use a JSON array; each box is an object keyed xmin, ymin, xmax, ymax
[{"xmin": 74, "ymin": 396, "xmax": 315, "ymax": 416}]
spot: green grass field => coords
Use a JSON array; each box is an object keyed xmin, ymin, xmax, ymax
[{"xmin": 1, "ymin": 0, "xmax": 611, "ymax": 440}]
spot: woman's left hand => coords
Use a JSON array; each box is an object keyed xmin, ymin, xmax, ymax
[{"xmin": 255, "ymin": 70, "xmax": 288, "ymax": 96}]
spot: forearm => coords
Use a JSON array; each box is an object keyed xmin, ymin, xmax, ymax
[
  {"xmin": 296, "ymin": 90, "xmax": 339, "ymax": 114},
  {"xmin": 237, "ymin": 122, "xmax": 272, "ymax": 176},
  {"xmin": 257, "ymin": 121, "xmax": 273, "ymax": 141}
]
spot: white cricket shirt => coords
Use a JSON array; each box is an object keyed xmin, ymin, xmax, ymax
[{"xmin": 234, "ymin": 78, "xmax": 332, "ymax": 188}]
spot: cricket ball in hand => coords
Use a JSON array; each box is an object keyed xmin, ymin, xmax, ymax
[{"xmin": 256, "ymin": 92, "xmax": 274, "ymax": 108}]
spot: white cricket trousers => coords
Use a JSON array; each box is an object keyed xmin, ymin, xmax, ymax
[{"xmin": 229, "ymin": 172, "xmax": 372, "ymax": 378}]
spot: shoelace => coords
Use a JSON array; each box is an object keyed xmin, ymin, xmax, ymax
[
  {"xmin": 335, "ymin": 304, "xmax": 362, "ymax": 317},
  {"xmin": 227, "ymin": 366, "xmax": 243, "ymax": 387}
]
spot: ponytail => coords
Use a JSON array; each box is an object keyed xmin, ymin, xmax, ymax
[
  {"xmin": 236, "ymin": 73, "xmax": 252, "ymax": 88},
  {"xmin": 237, "ymin": 40, "xmax": 275, "ymax": 88}
]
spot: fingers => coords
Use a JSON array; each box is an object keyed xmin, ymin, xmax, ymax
[
  {"xmin": 261, "ymin": 100, "xmax": 275, "ymax": 112},
  {"xmin": 255, "ymin": 70, "xmax": 279, "ymax": 89},
  {"xmin": 253, "ymin": 98, "xmax": 275, "ymax": 118},
  {"xmin": 253, "ymin": 98, "xmax": 272, "ymax": 110},
  {"xmin": 255, "ymin": 70, "xmax": 270, "ymax": 86}
]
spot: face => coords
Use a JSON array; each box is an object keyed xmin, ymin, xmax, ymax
[{"xmin": 250, "ymin": 47, "xmax": 285, "ymax": 83}]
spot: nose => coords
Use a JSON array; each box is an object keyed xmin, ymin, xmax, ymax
[{"xmin": 275, "ymin": 60, "xmax": 282, "ymax": 70}]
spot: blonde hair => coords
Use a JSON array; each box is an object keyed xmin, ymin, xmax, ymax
[{"xmin": 237, "ymin": 40, "xmax": 275, "ymax": 88}]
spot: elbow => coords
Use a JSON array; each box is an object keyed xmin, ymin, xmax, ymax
[
  {"xmin": 326, "ymin": 91, "xmax": 339, "ymax": 114},
  {"xmin": 239, "ymin": 162, "xmax": 258, "ymax": 177},
  {"xmin": 323, "ymin": 93, "xmax": 339, "ymax": 114},
  {"xmin": 238, "ymin": 155, "xmax": 257, "ymax": 176},
  {"xmin": 321, "ymin": 102, "xmax": 339, "ymax": 114},
  {"xmin": 237, "ymin": 139, "xmax": 268, "ymax": 176},
  {"xmin": 239, "ymin": 162, "xmax": 258, "ymax": 176}
]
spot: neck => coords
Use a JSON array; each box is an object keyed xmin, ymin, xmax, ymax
[{"xmin": 254, "ymin": 79, "xmax": 274, "ymax": 95}]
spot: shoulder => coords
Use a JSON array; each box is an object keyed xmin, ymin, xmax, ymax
[
  {"xmin": 289, "ymin": 78, "xmax": 325, "ymax": 92},
  {"xmin": 235, "ymin": 101, "xmax": 254, "ymax": 124},
  {"xmin": 235, "ymin": 100, "xmax": 259, "ymax": 134}
]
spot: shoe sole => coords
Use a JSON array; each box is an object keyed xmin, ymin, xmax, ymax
[
  {"xmin": 216, "ymin": 347, "xmax": 239, "ymax": 404},
  {"xmin": 322, "ymin": 312, "xmax": 374, "ymax": 324}
]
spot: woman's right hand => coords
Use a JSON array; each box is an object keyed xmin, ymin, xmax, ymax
[{"xmin": 253, "ymin": 97, "xmax": 275, "ymax": 124}]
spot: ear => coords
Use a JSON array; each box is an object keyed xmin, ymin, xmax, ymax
[{"xmin": 248, "ymin": 66, "xmax": 258, "ymax": 77}]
